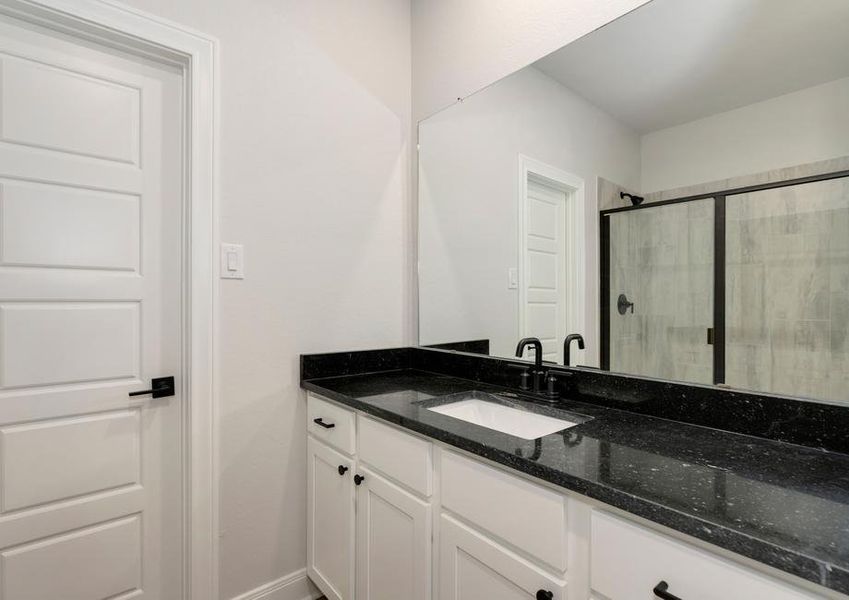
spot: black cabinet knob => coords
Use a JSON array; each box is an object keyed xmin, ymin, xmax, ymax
[
  {"xmin": 653, "ymin": 581, "xmax": 682, "ymax": 600},
  {"xmin": 313, "ymin": 417, "xmax": 335, "ymax": 429},
  {"xmin": 337, "ymin": 465, "xmax": 349, "ymax": 476},
  {"xmin": 536, "ymin": 591, "xmax": 553, "ymax": 600},
  {"xmin": 354, "ymin": 474, "xmax": 365, "ymax": 486}
]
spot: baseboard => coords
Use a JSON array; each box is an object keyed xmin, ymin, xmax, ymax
[{"xmin": 229, "ymin": 568, "xmax": 322, "ymax": 600}]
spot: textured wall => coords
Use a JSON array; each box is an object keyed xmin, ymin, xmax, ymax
[
  {"xmin": 608, "ymin": 200, "xmax": 714, "ymax": 383},
  {"xmin": 726, "ymin": 177, "xmax": 849, "ymax": 402}
]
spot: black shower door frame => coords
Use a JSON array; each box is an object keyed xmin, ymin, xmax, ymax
[{"xmin": 599, "ymin": 169, "xmax": 849, "ymax": 385}]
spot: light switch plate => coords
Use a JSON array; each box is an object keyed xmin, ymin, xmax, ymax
[
  {"xmin": 220, "ymin": 243, "xmax": 244, "ymax": 279},
  {"xmin": 507, "ymin": 267, "xmax": 518, "ymax": 289}
]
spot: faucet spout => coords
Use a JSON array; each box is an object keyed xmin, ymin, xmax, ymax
[
  {"xmin": 515, "ymin": 337, "xmax": 543, "ymax": 370},
  {"xmin": 515, "ymin": 337, "xmax": 545, "ymax": 392},
  {"xmin": 563, "ymin": 334, "xmax": 585, "ymax": 366}
]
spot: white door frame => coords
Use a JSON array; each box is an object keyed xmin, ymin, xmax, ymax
[
  {"xmin": 0, "ymin": 1, "xmax": 220, "ymax": 599},
  {"xmin": 517, "ymin": 155, "xmax": 586, "ymax": 361}
]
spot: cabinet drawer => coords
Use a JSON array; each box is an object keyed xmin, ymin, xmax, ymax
[
  {"xmin": 441, "ymin": 450, "xmax": 567, "ymax": 573},
  {"xmin": 591, "ymin": 511, "xmax": 816, "ymax": 600},
  {"xmin": 439, "ymin": 514, "xmax": 566, "ymax": 600},
  {"xmin": 308, "ymin": 393, "xmax": 356, "ymax": 455},
  {"xmin": 358, "ymin": 415, "xmax": 432, "ymax": 497}
]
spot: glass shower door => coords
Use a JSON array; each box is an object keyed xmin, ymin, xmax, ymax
[
  {"xmin": 725, "ymin": 177, "xmax": 849, "ymax": 402},
  {"xmin": 607, "ymin": 199, "xmax": 714, "ymax": 383}
]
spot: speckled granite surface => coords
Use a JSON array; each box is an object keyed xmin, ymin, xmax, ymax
[{"xmin": 302, "ymin": 369, "xmax": 849, "ymax": 596}]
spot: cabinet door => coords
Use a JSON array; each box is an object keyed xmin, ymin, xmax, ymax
[
  {"xmin": 308, "ymin": 436, "xmax": 355, "ymax": 600},
  {"xmin": 439, "ymin": 514, "xmax": 566, "ymax": 600},
  {"xmin": 356, "ymin": 468, "xmax": 431, "ymax": 600}
]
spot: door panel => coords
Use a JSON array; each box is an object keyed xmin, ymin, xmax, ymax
[
  {"xmin": 523, "ymin": 178, "xmax": 567, "ymax": 362},
  {"xmin": 308, "ymin": 436, "xmax": 355, "ymax": 600},
  {"xmin": 356, "ymin": 468, "xmax": 431, "ymax": 600},
  {"xmin": 0, "ymin": 302, "xmax": 140, "ymax": 388},
  {"xmin": 2, "ymin": 516, "xmax": 141, "ymax": 600},
  {"xmin": 0, "ymin": 53, "xmax": 140, "ymax": 163},
  {"xmin": 1, "ymin": 410, "xmax": 140, "ymax": 511},
  {"xmin": 0, "ymin": 14, "xmax": 183, "ymax": 598},
  {"xmin": 0, "ymin": 180, "xmax": 140, "ymax": 270}
]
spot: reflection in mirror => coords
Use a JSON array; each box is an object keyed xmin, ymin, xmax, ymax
[{"xmin": 417, "ymin": 0, "xmax": 849, "ymax": 404}]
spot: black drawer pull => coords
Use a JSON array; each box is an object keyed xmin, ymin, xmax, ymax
[
  {"xmin": 536, "ymin": 591, "xmax": 553, "ymax": 600},
  {"xmin": 313, "ymin": 417, "xmax": 335, "ymax": 429},
  {"xmin": 654, "ymin": 581, "xmax": 682, "ymax": 600},
  {"xmin": 338, "ymin": 465, "xmax": 349, "ymax": 476},
  {"xmin": 354, "ymin": 474, "xmax": 365, "ymax": 486}
]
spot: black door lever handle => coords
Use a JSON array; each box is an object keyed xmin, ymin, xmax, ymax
[
  {"xmin": 653, "ymin": 581, "xmax": 682, "ymax": 600},
  {"xmin": 129, "ymin": 376, "xmax": 175, "ymax": 399}
]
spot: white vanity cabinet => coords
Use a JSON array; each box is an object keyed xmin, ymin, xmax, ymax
[
  {"xmin": 307, "ymin": 393, "xmax": 433, "ymax": 600},
  {"xmin": 306, "ymin": 392, "xmax": 826, "ymax": 600}
]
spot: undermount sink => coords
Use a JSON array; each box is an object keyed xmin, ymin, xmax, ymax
[{"xmin": 426, "ymin": 392, "xmax": 580, "ymax": 440}]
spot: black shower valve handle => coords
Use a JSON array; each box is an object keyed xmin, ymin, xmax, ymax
[{"xmin": 617, "ymin": 293, "xmax": 635, "ymax": 315}]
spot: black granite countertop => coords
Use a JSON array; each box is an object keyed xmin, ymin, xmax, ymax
[{"xmin": 302, "ymin": 368, "xmax": 849, "ymax": 596}]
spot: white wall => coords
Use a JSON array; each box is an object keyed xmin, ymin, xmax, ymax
[
  {"xmin": 118, "ymin": 1, "xmax": 411, "ymax": 598},
  {"xmin": 642, "ymin": 77, "xmax": 849, "ymax": 193},
  {"xmin": 411, "ymin": 0, "xmax": 650, "ymax": 122},
  {"xmin": 418, "ymin": 66, "xmax": 640, "ymax": 362}
]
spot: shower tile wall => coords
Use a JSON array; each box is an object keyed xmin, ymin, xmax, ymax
[
  {"xmin": 726, "ymin": 176, "xmax": 849, "ymax": 403},
  {"xmin": 608, "ymin": 199, "xmax": 714, "ymax": 383}
]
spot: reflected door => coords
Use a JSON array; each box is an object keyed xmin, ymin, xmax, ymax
[
  {"xmin": 606, "ymin": 199, "xmax": 715, "ymax": 383},
  {"xmin": 521, "ymin": 177, "xmax": 568, "ymax": 363}
]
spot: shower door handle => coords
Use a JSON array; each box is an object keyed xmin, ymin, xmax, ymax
[{"xmin": 617, "ymin": 294, "xmax": 634, "ymax": 315}]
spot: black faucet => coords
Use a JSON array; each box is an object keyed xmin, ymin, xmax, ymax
[
  {"xmin": 515, "ymin": 337, "xmax": 545, "ymax": 392},
  {"xmin": 563, "ymin": 334, "xmax": 585, "ymax": 366}
]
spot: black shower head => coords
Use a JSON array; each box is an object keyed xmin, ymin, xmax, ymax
[{"xmin": 620, "ymin": 191, "xmax": 644, "ymax": 206}]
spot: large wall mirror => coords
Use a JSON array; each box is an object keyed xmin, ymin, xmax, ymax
[{"xmin": 417, "ymin": 0, "xmax": 849, "ymax": 404}]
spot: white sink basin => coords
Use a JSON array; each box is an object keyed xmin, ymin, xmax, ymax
[{"xmin": 427, "ymin": 397, "xmax": 578, "ymax": 440}]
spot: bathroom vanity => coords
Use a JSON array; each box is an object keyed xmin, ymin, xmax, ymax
[
  {"xmin": 301, "ymin": 348, "xmax": 849, "ymax": 600},
  {"xmin": 302, "ymin": 0, "xmax": 849, "ymax": 598}
]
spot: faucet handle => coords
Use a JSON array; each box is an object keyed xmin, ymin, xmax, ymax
[
  {"xmin": 545, "ymin": 373, "xmax": 559, "ymax": 400},
  {"xmin": 507, "ymin": 363, "xmax": 532, "ymax": 390}
]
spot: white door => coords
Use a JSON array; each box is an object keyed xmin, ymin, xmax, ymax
[
  {"xmin": 438, "ymin": 514, "xmax": 566, "ymax": 600},
  {"xmin": 522, "ymin": 177, "xmax": 567, "ymax": 363},
  {"xmin": 0, "ymin": 14, "xmax": 183, "ymax": 600},
  {"xmin": 308, "ymin": 437, "xmax": 356, "ymax": 600},
  {"xmin": 356, "ymin": 468, "xmax": 431, "ymax": 600}
]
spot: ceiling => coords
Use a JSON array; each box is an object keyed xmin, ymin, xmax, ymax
[{"xmin": 534, "ymin": 0, "xmax": 849, "ymax": 134}]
